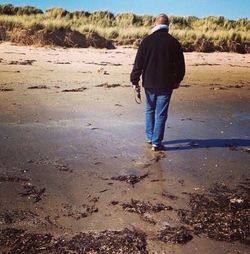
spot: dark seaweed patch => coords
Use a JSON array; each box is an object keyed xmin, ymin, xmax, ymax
[
  {"xmin": 7, "ymin": 59, "xmax": 36, "ymax": 65},
  {"xmin": 177, "ymin": 183, "xmax": 250, "ymax": 243},
  {"xmin": 157, "ymin": 225, "xmax": 193, "ymax": 244},
  {"xmin": 62, "ymin": 87, "xmax": 87, "ymax": 92},
  {"xmin": 0, "ymin": 228, "xmax": 148, "ymax": 254},
  {"xmin": 28, "ymin": 85, "xmax": 50, "ymax": 89},
  {"xmin": 120, "ymin": 199, "xmax": 173, "ymax": 214},
  {"xmin": 19, "ymin": 184, "xmax": 46, "ymax": 203},
  {"xmin": 162, "ymin": 191, "xmax": 179, "ymax": 200},
  {"xmin": 95, "ymin": 83, "xmax": 121, "ymax": 88},
  {"xmin": 54, "ymin": 61, "xmax": 71, "ymax": 64},
  {"xmin": 0, "ymin": 229, "xmax": 53, "ymax": 253},
  {"xmin": 111, "ymin": 173, "xmax": 149, "ymax": 187},
  {"xmin": 0, "ymin": 88, "xmax": 14, "ymax": 92},
  {"xmin": 0, "ymin": 210, "xmax": 38, "ymax": 224},
  {"xmin": 54, "ymin": 163, "xmax": 73, "ymax": 172},
  {"xmin": 0, "ymin": 176, "xmax": 29, "ymax": 183},
  {"xmin": 61, "ymin": 203, "xmax": 98, "ymax": 220}
]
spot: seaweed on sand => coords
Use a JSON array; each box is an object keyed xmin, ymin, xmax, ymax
[
  {"xmin": 177, "ymin": 182, "xmax": 250, "ymax": 243},
  {"xmin": 19, "ymin": 184, "xmax": 46, "ymax": 203},
  {"xmin": 120, "ymin": 199, "xmax": 173, "ymax": 214},
  {"xmin": 111, "ymin": 173, "xmax": 149, "ymax": 187},
  {"xmin": 0, "ymin": 228, "xmax": 148, "ymax": 254},
  {"xmin": 95, "ymin": 83, "xmax": 121, "ymax": 88},
  {"xmin": 157, "ymin": 225, "xmax": 193, "ymax": 244},
  {"xmin": 0, "ymin": 210, "xmax": 38, "ymax": 224},
  {"xmin": 28, "ymin": 85, "xmax": 50, "ymax": 89},
  {"xmin": 62, "ymin": 87, "xmax": 87, "ymax": 92}
]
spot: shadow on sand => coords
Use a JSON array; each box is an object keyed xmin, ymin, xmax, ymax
[{"xmin": 162, "ymin": 139, "xmax": 250, "ymax": 151}]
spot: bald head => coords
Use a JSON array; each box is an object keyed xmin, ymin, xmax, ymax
[{"xmin": 155, "ymin": 14, "xmax": 169, "ymax": 26}]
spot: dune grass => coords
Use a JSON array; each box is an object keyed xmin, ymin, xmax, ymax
[{"xmin": 0, "ymin": 4, "xmax": 249, "ymax": 46}]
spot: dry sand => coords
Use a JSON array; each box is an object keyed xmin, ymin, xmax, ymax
[{"xmin": 0, "ymin": 42, "xmax": 250, "ymax": 253}]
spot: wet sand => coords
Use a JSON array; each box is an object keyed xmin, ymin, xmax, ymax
[{"xmin": 0, "ymin": 42, "xmax": 250, "ymax": 253}]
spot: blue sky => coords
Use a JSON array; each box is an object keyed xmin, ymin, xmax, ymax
[{"xmin": 0, "ymin": 0, "xmax": 249, "ymax": 19}]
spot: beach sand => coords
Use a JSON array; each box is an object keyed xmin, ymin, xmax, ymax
[{"xmin": 0, "ymin": 42, "xmax": 250, "ymax": 253}]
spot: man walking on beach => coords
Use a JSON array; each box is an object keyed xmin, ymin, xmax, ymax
[{"xmin": 130, "ymin": 14, "xmax": 185, "ymax": 151}]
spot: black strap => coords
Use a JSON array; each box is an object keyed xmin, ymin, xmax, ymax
[{"xmin": 134, "ymin": 89, "xmax": 142, "ymax": 104}]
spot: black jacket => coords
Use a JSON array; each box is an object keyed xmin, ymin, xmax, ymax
[{"xmin": 130, "ymin": 29, "xmax": 185, "ymax": 89}]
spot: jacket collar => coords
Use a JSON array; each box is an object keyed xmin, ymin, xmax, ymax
[{"xmin": 151, "ymin": 24, "xmax": 169, "ymax": 34}]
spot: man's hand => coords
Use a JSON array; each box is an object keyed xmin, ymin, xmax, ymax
[
  {"xmin": 133, "ymin": 84, "xmax": 141, "ymax": 101},
  {"xmin": 133, "ymin": 84, "xmax": 141, "ymax": 94},
  {"xmin": 173, "ymin": 82, "xmax": 180, "ymax": 89}
]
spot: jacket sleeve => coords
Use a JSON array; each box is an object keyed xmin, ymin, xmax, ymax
[
  {"xmin": 173, "ymin": 40, "xmax": 185, "ymax": 83},
  {"xmin": 130, "ymin": 41, "xmax": 144, "ymax": 85}
]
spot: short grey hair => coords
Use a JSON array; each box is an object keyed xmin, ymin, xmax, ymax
[{"xmin": 155, "ymin": 14, "xmax": 169, "ymax": 25}]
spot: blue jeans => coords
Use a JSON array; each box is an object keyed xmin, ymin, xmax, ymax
[{"xmin": 145, "ymin": 88, "xmax": 172, "ymax": 146}]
